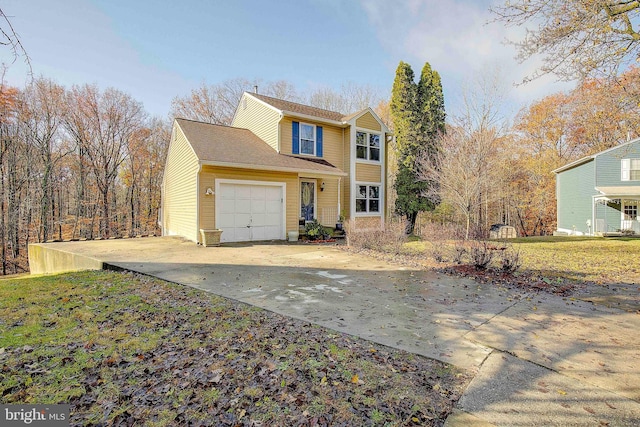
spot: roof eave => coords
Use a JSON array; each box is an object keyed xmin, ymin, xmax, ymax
[
  {"xmin": 281, "ymin": 110, "xmax": 348, "ymax": 127},
  {"xmin": 552, "ymin": 156, "xmax": 594, "ymax": 174},
  {"xmin": 199, "ymin": 160, "xmax": 348, "ymax": 177}
]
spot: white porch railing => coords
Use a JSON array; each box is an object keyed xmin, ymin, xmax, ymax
[
  {"xmin": 320, "ymin": 207, "xmax": 338, "ymax": 227},
  {"xmin": 621, "ymin": 220, "xmax": 640, "ymax": 233}
]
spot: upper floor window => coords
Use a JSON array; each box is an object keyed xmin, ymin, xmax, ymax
[
  {"xmin": 356, "ymin": 131, "xmax": 380, "ymax": 162},
  {"xmin": 300, "ymin": 123, "xmax": 316, "ymax": 155},
  {"xmin": 356, "ymin": 184, "xmax": 380, "ymax": 213},
  {"xmin": 292, "ymin": 121, "xmax": 323, "ymax": 157},
  {"xmin": 621, "ymin": 159, "xmax": 640, "ymax": 181}
]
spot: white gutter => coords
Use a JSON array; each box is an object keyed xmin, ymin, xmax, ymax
[
  {"xmin": 199, "ymin": 160, "xmax": 347, "ymax": 177},
  {"xmin": 281, "ymin": 110, "xmax": 348, "ymax": 127}
]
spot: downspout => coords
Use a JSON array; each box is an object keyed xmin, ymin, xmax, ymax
[
  {"xmin": 196, "ymin": 163, "xmax": 202, "ymax": 244},
  {"xmin": 277, "ymin": 113, "xmax": 283, "ymax": 153},
  {"xmin": 337, "ymin": 177, "xmax": 341, "ymax": 223},
  {"xmin": 593, "ymin": 157, "xmax": 598, "ymax": 236},
  {"xmin": 592, "ymin": 195, "xmax": 596, "ymax": 236}
]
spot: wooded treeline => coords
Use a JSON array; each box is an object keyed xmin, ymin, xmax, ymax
[
  {"xmin": 0, "ymin": 75, "xmax": 387, "ymax": 275},
  {"xmin": 3, "ymin": 66, "xmax": 640, "ymax": 274},
  {"xmin": 419, "ymin": 67, "xmax": 640, "ymax": 239},
  {"xmin": 0, "ymin": 77, "xmax": 170, "ymax": 274}
]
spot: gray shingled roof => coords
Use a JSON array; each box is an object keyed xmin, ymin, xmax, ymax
[
  {"xmin": 175, "ymin": 118, "xmax": 345, "ymax": 176},
  {"xmin": 250, "ymin": 93, "xmax": 347, "ymax": 122}
]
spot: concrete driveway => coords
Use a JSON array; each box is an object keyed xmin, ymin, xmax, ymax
[{"xmin": 29, "ymin": 236, "xmax": 640, "ymax": 426}]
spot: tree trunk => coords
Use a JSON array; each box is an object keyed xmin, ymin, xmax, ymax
[
  {"xmin": 405, "ymin": 211, "xmax": 418, "ymax": 235},
  {"xmin": 101, "ymin": 189, "xmax": 110, "ymax": 238}
]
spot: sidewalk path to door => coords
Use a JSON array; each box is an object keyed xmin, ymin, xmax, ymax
[{"xmin": 29, "ymin": 237, "xmax": 640, "ymax": 426}]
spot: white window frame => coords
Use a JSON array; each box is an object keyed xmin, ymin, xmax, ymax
[
  {"xmin": 299, "ymin": 122, "xmax": 316, "ymax": 156},
  {"xmin": 355, "ymin": 183, "xmax": 381, "ymax": 215},
  {"xmin": 623, "ymin": 201, "xmax": 639, "ymax": 221},
  {"xmin": 621, "ymin": 158, "xmax": 640, "ymax": 181},
  {"xmin": 355, "ymin": 129, "xmax": 381, "ymax": 163}
]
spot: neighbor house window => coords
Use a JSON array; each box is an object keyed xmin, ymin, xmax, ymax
[
  {"xmin": 624, "ymin": 202, "xmax": 638, "ymax": 220},
  {"xmin": 621, "ymin": 159, "xmax": 640, "ymax": 181},
  {"xmin": 300, "ymin": 123, "xmax": 316, "ymax": 155},
  {"xmin": 356, "ymin": 131, "xmax": 380, "ymax": 161},
  {"xmin": 355, "ymin": 185, "xmax": 380, "ymax": 213}
]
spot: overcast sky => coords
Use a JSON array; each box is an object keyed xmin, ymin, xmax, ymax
[{"xmin": 2, "ymin": 0, "xmax": 573, "ymax": 120}]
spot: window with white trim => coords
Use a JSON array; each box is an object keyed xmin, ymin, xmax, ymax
[
  {"xmin": 624, "ymin": 201, "xmax": 638, "ymax": 220},
  {"xmin": 356, "ymin": 131, "xmax": 380, "ymax": 161},
  {"xmin": 356, "ymin": 185, "xmax": 380, "ymax": 213},
  {"xmin": 622, "ymin": 159, "xmax": 640, "ymax": 181},
  {"xmin": 300, "ymin": 123, "xmax": 316, "ymax": 155}
]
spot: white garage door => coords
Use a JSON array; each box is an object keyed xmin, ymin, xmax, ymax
[{"xmin": 216, "ymin": 181, "xmax": 284, "ymax": 243}]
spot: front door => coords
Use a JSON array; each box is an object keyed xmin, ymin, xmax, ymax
[{"xmin": 300, "ymin": 180, "xmax": 315, "ymax": 222}]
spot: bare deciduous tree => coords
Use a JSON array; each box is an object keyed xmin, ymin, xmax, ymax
[
  {"xmin": 0, "ymin": 7, "xmax": 31, "ymax": 75},
  {"xmin": 65, "ymin": 84, "xmax": 145, "ymax": 237},
  {"xmin": 307, "ymin": 82, "xmax": 383, "ymax": 113},
  {"xmin": 18, "ymin": 77, "xmax": 69, "ymax": 242},
  {"xmin": 171, "ymin": 78, "xmax": 303, "ymax": 125},
  {"xmin": 492, "ymin": 0, "xmax": 640, "ymax": 82},
  {"xmin": 419, "ymin": 71, "xmax": 508, "ymax": 239}
]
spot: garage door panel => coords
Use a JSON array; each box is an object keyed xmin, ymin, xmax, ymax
[
  {"xmin": 234, "ymin": 213, "xmax": 251, "ymax": 227},
  {"xmin": 265, "ymin": 213, "xmax": 280, "ymax": 226},
  {"xmin": 251, "ymin": 227, "xmax": 265, "ymax": 240},
  {"xmin": 235, "ymin": 199, "xmax": 251, "ymax": 212},
  {"xmin": 251, "ymin": 213, "xmax": 266, "ymax": 227},
  {"xmin": 219, "ymin": 201, "xmax": 236, "ymax": 214},
  {"xmin": 235, "ymin": 186, "xmax": 252, "ymax": 199},
  {"xmin": 232, "ymin": 227, "xmax": 251, "ymax": 242},
  {"xmin": 251, "ymin": 199, "xmax": 266, "ymax": 213},
  {"xmin": 216, "ymin": 182, "xmax": 283, "ymax": 243},
  {"xmin": 265, "ymin": 200, "xmax": 280, "ymax": 214},
  {"xmin": 264, "ymin": 225, "xmax": 280, "ymax": 240},
  {"xmin": 217, "ymin": 213, "xmax": 235, "ymax": 228},
  {"xmin": 251, "ymin": 186, "xmax": 266, "ymax": 198},
  {"xmin": 220, "ymin": 185, "xmax": 236, "ymax": 200},
  {"xmin": 265, "ymin": 186, "xmax": 280, "ymax": 198}
]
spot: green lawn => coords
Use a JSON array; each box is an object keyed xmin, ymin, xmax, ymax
[
  {"xmin": 506, "ymin": 237, "xmax": 640, "ymax": 284},
  {"xmin": 406, "ymin": 236, "xmax": 640, "ymax": 285},
  {"xmin": 0, "ymin": 271, "xmax": 468, "ymax": 426}
]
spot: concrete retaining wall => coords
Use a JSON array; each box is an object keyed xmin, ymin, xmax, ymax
[{"xmin": 28, "ymin": 243, "xmax": 103, "ymax": 275}]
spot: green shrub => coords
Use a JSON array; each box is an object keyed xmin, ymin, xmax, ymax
[{"xmin": 304, "ymin": 219, "xmax": 328, "ymax": 240}]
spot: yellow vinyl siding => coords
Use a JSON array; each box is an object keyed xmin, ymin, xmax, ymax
[
  {"xmin": 231, "ymin": 95, "xmax": 280, "ymax": 151},
  {"xmin": 320, "ymin": 125, "xmax": 344, "ymax": 170},
  {"xmin": 356, "ymin": 112, "xmax": 381, "ymax": 131},
  {"xmin": 280, "ymin": 117, "xmax": 345, "ymax": 169},
  {"xmin": 163, "ymin": 124, "xmax": 200, "ymax": 242},
  {"xmin": 356, "ymin": 163, "xmax": 382, "ymax": 183},
  {"xmin": 199, "ymin": 166, "xmax": 298, "ymax": 234},
  {"xmin": 315, "ymin": 177, "xmax": 341, "ymax": 226}
]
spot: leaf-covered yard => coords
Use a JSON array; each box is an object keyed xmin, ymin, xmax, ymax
[
  {"xmin": 0, "ymin": 271, "xmax": 469, "ymax": 426},
  {"xmin": 400, "ymin": 236, "xmax": 640, "ymax": 295}
]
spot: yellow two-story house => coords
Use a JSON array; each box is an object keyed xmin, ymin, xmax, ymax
[{"xmin": 161, "ymin": 91, "xmax": 390, "ymax": 244}]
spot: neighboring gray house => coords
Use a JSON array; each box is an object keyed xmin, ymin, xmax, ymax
[{"xmin": 554, "ymin": 139, "xmax": 640, "ymax": 236}]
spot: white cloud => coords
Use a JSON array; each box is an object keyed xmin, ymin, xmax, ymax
[{"xmin": 359, "ymin": 0, "xmax": 574, "ymax": 118}]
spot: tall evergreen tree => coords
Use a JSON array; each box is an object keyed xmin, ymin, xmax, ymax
[{"xmin": 391, "ymin": 61, "xmax": 445, "ymax": 233}]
